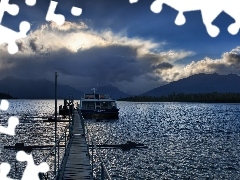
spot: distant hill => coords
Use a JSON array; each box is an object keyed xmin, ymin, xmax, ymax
[
  {"xmin": 0, "ymin": 76, "xmax": 83, "ymax": 99},
  {"xmin": 142, "ymin": 73, "xmax": 240, "ymax": 97},
  {"xmin": 79, "ymin": 84, "xmax": 130, "ymax": 100},
  {"xmin": 0, "ymin": 92, "xmax": 16, "ymax": 99}
]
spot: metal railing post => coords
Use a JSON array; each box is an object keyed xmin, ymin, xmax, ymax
[
  {"xmin": 40, "ymin": 124, "xmax": 70, "ymax": 179},
  {"xmin": 101, "ymin": 163, "xmax": 104, "ymax": 180},
  {"xmin": 39, "ymin": 173, "xmax": 43, "ymax": 180},
  {"xmin": 69, "ymin": 95, "xmax": 71, "ymax": 137},
  {"xmin": 91, "ymin": 139, "xmax": 112, "ymax": 180},
  {"xmin": 58, "ymin": 141, "xmax": 60, "ymax": 174},
  {"xmin": 91, "ymin": 139, "xmax": 94, "ymax": 177},
  {"xmin": 54, "ymin": 72, "xmax": 58, "ymax": 175},
  {"xmin": 65, "ymin": 131, "xmax": 66, "ymax": 148}
]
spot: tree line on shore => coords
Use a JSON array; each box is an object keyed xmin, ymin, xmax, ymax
[
  {"xmin": 0, "ymin": 92, "xmax": 16, "ymax": 99},
  {"xmin": 118, "ymin": 92, "xmax": 240, "ymax": 103}
]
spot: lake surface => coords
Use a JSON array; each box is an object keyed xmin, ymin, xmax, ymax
[
  {"xmin": 0, "ymin": 100, "xmax": 68, "ymax": 179},
  {"xmin": 1, "ymin": 100, "xmax": 240, "ymax": 179}
]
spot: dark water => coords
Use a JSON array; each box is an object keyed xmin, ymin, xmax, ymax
[
  {"xmin": 1, "ymin": 100, "xmax": 240, "ymax": 179},
  {"xmin": 86, "ymin": 101, "xmax": 240, "ymax": 179}
]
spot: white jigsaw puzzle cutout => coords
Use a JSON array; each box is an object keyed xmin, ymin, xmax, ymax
[
  {"xmin": 0, "ymin": 99, "xmax": 9, "ymax": 111},
  {"xmin": 71, "ymin": 6, "xmax": 82, "ymax": 16},
  {"xmin": 130, "ymin": 0, "xmax": 240, "ymax": 37},
  {"xmin": 0, "ymin": 0, "xmax": 82, "ymax": 54},
  {"xmin": 0, "ymin": 100, "xmax": 20, "ymax": 179},
  {"xmin": 25, "ymin": 0, "xmax": 36, "ymax": 7},
  {"xmin": 0, "ymin": 100, "xmax": 19, "ymax": 136},
  {"xmin": 0, "ymin": 0, "xmax": 36, "ymax": 54},
  {"xmin": 46, "ymin": 0, "xmax": 65, "ymax": 26},
  {"xmin": 46, "ymin": 0, "xmax": 82, "ymax": 25},
  {"xmin": 0, "ymin": 100, "xmax": 49, "ymax": 180},
  {"xmin": 0, "ymin": 21, "xmax": 30, "ymax": 54},
  {"xmin": 0, "ymin": 163, "xmax": 14, "ymax": 180},
  {"xmin": 16, "ymin": 151, "xmax": 49, "ymax": 180},
  {"xmin": 0, "ymin": 116, "xmax": 19, "ymax": 136}
]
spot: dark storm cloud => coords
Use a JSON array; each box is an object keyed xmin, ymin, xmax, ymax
[
  {"xmin": 153, "ymin": 62, "xmax": 173, "ymax": 70},
  {"xmin": 29, "ymin": 38, "xmax": 38, "ymax": 52},
  {"xmin": 0, "ymin": 39, "xmax": 186, "ymax": 94},
  {"xmin": 16, "ymin": 42, "xmax": 23, "ymax": 52},
  {"xmin": 0, "ymin": 45, "xmax": 157, "ymax": 84},
  {"xmin": 207, "ymin": 63, "xmax": 228, "ymax": 71},
  {"xmin": 1, "ymin": 0, "xmax": 240, "ymax": 62},
  {"xmin": 224, "ymin": 53, "xmax": 240, "ymax": 64},
  {"xmin": 0, "ymin": 20, "xmax": 193, "ymax": 94}
]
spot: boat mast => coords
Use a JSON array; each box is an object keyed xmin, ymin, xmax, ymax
[
  {"xmin": 91, "ymin": 88, "xmax": 97, "ymax": 94},
  {"xmin": 91, "ymin": 88, "xmax": 97, "ymax": 109}
]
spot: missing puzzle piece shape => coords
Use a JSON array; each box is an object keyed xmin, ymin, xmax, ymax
[
  {"xmin": 150, "ymin": 0, "xmax": 222, "ymax": 37},
  {"xmin": 16, "ymin": 151, "xmax": 49, "ymax": 180},
  {"xmin": 25, "ymin": 0, "xmax": 36, "ymax": 6},
  {"xmin": 0, "ymin": 163, "xmax": 13, "ymax": 180},
  {"xmin": 0, "ymin": 116, "xmax": 19, "ymax": 135},
  {"xmin": 149, "ymin": 0, "xmax": 240, "ymax": 37},
  {"xmin": 129, "ymin": 0, "xmax": 138, "ymax": 3},
  {"xmin": 0, "ymin": 0, "xmax": 19, "ymax": 23},
  {"xmin": 0, "ymin": 21, "xmax": 30, "ymax": 54},
  {"xmin": 46, "ymin": 0, "xmax": 65, "ymax": 26},
  {"xmin": 0, "ymin": 0, "xmax": 35, "ymax": 54},
  {"xmin": 0, "ymin": 100, "xmax": 9, "ymax": 111},
  {"xmin": 46, "ymin": 0, "xmax": 82, "ymax": 25},
  {"xmin": 71, "ymin": 6, "xmax": 82, "ymax": 16}
]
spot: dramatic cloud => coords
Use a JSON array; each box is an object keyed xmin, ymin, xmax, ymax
[
  {"xmin": 159, "ymin": 46, "xmax": 240, "ymax": 83},
  {"xmin": 0, "ymin": 21, "xmax": 193, "ymax": 94},
  {"xmin": 0, "ymin": 18, "xmax": 239, "ymax": 95},
  {"xmin": 2, "ymin": 21, "xmax": 240, "ymax": 94}
]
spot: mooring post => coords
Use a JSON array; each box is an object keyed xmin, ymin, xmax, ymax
[
  {"xmin": 39, "ymin": 173, "xmax": 43, "ymax": 180},
  {"xmin": 54, "ymin": 72, "xmax": 58, "ymax": 176},
  {"xmin": 68, "ymin": 95, "xmax": 71, "ymax": 136},
  {"xmin": 101, "ymin": 163, "xmax": 104, "ymax": 180},
  {"xmin": 82, "ymin": 115, "xmax": 85, "ymax": 135}
]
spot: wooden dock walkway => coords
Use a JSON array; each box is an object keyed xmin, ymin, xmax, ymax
[{"xmin": 62, "ymin": 110, "xmax": 92, "ymax": 180}]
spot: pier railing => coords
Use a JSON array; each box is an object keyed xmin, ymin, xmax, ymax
[
  {"xmin": 39, "ymin": 122, "xmax": 73, "ymax": 180},
  {"xmin": 82, "ymin": 115, "xmax": 112, "ymax": 180},
  {"xmin": 40, "ymin": 108, "xmax": 112, "ymax": 180},
  {"xmin": 91, "ymin": 139, "xmax": 112, "ymax": 180}
]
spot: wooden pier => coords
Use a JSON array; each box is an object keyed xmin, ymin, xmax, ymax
[{"xmin": 62, "ymin": 110, "xmax": 92, "ymax": 180}]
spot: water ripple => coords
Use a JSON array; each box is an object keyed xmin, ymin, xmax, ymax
[{"xmin": 86, "ymin": 102, "xmax": 240, "ymax": 179}]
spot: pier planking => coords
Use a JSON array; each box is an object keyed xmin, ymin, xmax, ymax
[{"xmin": 62, "ymin": 110, "xmax": 92, "ymax": 180}]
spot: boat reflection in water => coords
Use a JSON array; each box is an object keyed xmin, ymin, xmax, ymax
[{"xmin": 78, "ymin": 88, "xmax": 119, "ymax": 119}]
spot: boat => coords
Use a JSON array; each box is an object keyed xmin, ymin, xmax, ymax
[{"xmin": 78, "ymin": 88, "xmax": 119, "ymax": 119}]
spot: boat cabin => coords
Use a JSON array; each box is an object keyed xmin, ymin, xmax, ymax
[
  {"xmin": 80, "ymin": 94, "xmax": 117, "ymax": 110},
  {"xmin": 79, "ymin": 89, "xmax": 119, "ymax": 119}
]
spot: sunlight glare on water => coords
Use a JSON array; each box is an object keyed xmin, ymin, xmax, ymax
[
  {"xmin": 0, "ymin": 99, "xmax": 69, "ymax": 179},
  {"xmin": 1, "ymin": 100, "xmax": 240, "ymax": 179},
  {"xmin": 86, "ymin": 101, "xmax": 240, "ymax": 179}
]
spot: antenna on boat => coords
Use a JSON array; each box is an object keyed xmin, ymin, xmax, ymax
[{"xmin": 91, "ymin": 88, "xmax": 97, "ymax": 94}]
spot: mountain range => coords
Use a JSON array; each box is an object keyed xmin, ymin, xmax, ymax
[
  {"xmin": 0, "ymin": 77, "xmax": 83, "ymax": 99},
  {"xmin": 0, "ymin": 76, "xmax": 130, "ymax": 99},
  {"xmin": 142, "ymin": 73, "xmax": 240, "ymax": 97},
  {"xmin": 1, "ymin": 73, "xmax": 240, "ymax": 99}
]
